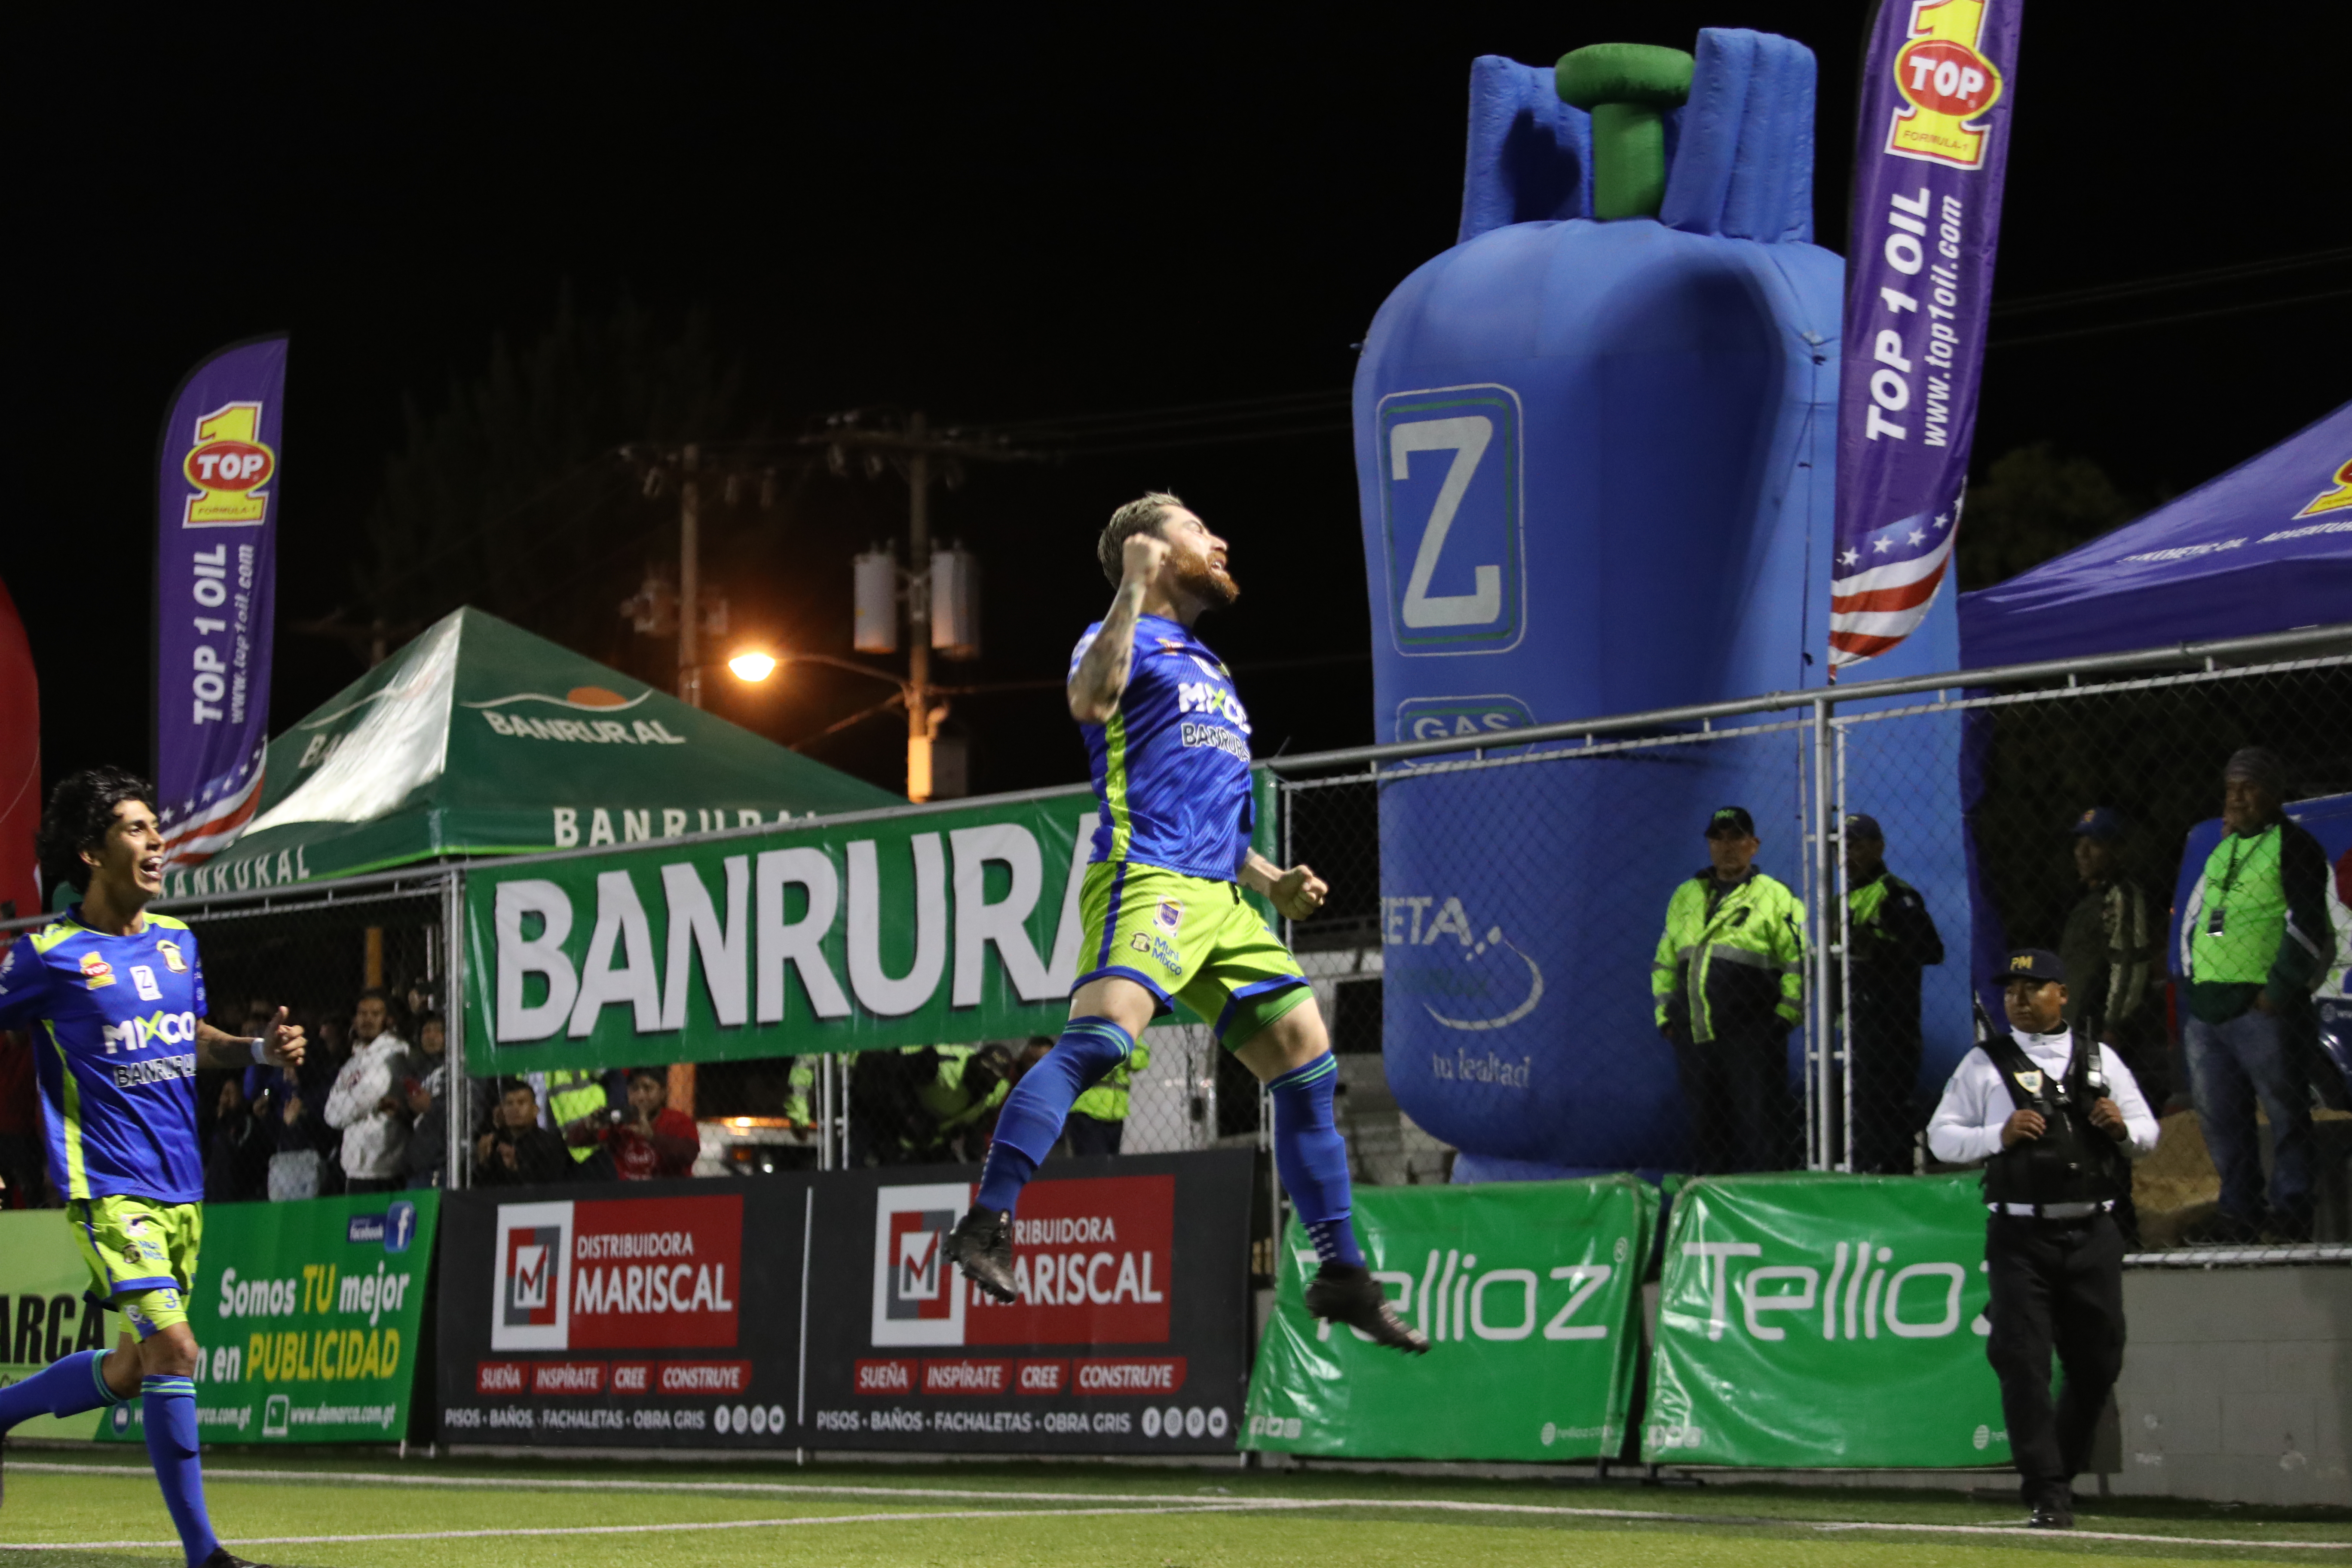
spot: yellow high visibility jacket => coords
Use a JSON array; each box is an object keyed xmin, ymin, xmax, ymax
[{"xmin": 1652, "ymin": 869, "xmax": 1806, "ymax": 1042}]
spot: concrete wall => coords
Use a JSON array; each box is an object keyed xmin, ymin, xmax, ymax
[{"xmin": 2108, "ymin": 1266, "xmax": 2349, "ymax": 1507}]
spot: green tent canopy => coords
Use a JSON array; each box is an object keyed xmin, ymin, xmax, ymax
[{"xmin": 167, "ymin": 607, "xmax": 900, "ymax": 894}]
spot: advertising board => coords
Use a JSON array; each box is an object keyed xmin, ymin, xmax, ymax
[
  {"xmin": 0, "ymin": 1208, "xmax": 120, "ymax": 1441},
  {"xmin": 800, "ymin": 1152, "xmax": 1255, "ymax": 1452},
  {"xmin": 438, "ymin": 1179, "xmax": 806, "ymax": 1446}
]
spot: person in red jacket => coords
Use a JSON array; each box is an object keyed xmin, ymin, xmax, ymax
[{"xmin": 576, "ymin": 1067, "xmax": 699, "ymax": 1180}]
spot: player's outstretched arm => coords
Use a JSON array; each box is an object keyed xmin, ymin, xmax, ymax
[
  {"xmin": 1240, "ymin": 851, "xmax": 1328, "ymax": 922},
  {"xmin": 1068, "ymin": 532, "xmax": 1169, "ymax": 723},
  {"xmin": 195, "ymin": 1004, "xmax": 307, "ymax": 1071}
]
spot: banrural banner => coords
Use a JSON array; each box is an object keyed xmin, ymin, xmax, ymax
[
  {"xmin": 1243, "ymin": 1176, "xmax": 1654, "ymax": 1462},
  {"xmin": 464, "ymin": 779, "xmax": 1276, "ymax": 1072},
  {"xmin": 1643, "ymin": 1172, "xmax": 2006, "ymax": 1467},
  {"xmin": 155, "ymin": 334, "xmax": 288, "ymax": 871},
  {"xmin": 96, "ymin": 1191, "xmax": 436, "ymax": 1445},
  {"xmin": 0, "ymin": 1209, "xmax": 121, "ymax": 1440},
  {"xmin": 1828, "ymin": 0, "xmax": 2022, "ymax": 673}
]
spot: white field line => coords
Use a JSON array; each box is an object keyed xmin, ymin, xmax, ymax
[{"xmin": 9, "ymin": 1468, "xmax": 2348, "ymax": 1553}]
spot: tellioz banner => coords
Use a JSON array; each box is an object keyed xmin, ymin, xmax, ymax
[
  {"xmin": 1828, "ymin": 0, "xmax": 2022, "ymax": 674},
  {"xmin": 154, "ymin": 334, "xmax": 287, "ymax": 870},
  {"xmin": 437, "ymin": 1176, "xmax": 809, "ymax": 1448},
  {"xmin": 463, "ymin": 781, "xmax": 1274, "ymax": 1073},
  {"xmin": 1243, "ymin": 1177, "xmax": 1654, "ymax": 1462},
  {"xmin": 0, "ymin": 1209, "xmax": 120, "ymax": 1441},
  {"xmin": 94, "ymin": 1191, "xmax": 435, "ymax": 1445},
  {"xmin": 1643, "ymin": 1172, "xmax": 2006, "ymax": 1467},
  {"xmin": 800, "ymin": 1152, "xmax": 1255, "ymax": 1453}
]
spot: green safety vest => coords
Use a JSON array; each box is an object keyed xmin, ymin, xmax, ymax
[
  {"xmin": 2190, "ymin": 824, "xmax": 2287, "ymax": 984},
  {"xmin": 782, "ymin": 1056, "xmax": 816, "ymax": 1125},
  {"xmin": 542, "ymin": 1069, "xmax": 609, "ymax": 1163},
  {"xmin": 1072, "ymin": 1041, "xmax": 1151, "ymax": 1123},
  {"xmin": 1652, "ymin": 870, "xmax": 1807, "ymax": 1042}
]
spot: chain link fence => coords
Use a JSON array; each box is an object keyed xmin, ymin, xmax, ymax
[{"xmin": 1270, "ymin": 628, "xmax": 2352, "ymax": 1261}]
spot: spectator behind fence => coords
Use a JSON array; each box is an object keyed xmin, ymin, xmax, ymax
[
  {"xmin": 202, "ymin": 1074, "xmax": 273, "ymax": 1202},
  {"xmin": 575, "ymin": 1066, "xmax": 701, "ymax": 1179},
  {"xmin": 1654, "ymin": 806, "xmax": 1807, "ymax": 1172},
  {"xmin": 401, "ymin": 1012, "xmax": 449, "ymax": 1189},
  {"xmin": 2180, "ymin": 747, "xmax": 2336, "ymax": 1243},
  {"xmin": 1841, "ymin": 813, "xmax": 1946, "ymax": 1173},
  {"xmin": 2058, "ymin": 807, "xmax": 2171, "ymax": 1110},
  {"xmin": 263, "ymin": 1007, "xmax": 343, "ymax": 1198},
  {"xmin": 475, "ymin": 1078, "xmax": 573, "ymax": 1185},
  {"xmin": 324, "ymin": 988, "xmax": 410, "ymax": 1194},
  {"xmin": 1065, "ymin": 1032, "xmax": 1150, "ymax": 1157},
  {"xmin": 539, "ymin": 1067, "xmax": 622, "ymax": 1180}
]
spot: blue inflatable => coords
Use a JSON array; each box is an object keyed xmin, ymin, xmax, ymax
[{"xmin": 1353, "ymin": 30, "xmax": 1969, "ymax": 1176}]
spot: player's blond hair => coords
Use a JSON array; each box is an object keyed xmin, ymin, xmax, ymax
[{"xmin": 1097, "ymin": 492, "xmax": 1186, "ymax": 587}]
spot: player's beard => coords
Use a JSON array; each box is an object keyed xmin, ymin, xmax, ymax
[{"xmin": 1174, "ymin": 551, "xmax": 1238, "ymax": 609}]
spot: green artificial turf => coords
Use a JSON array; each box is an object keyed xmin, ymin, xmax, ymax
[{"xmin": 3, "ymin": 1454, "xmax": 2344, "ymax": 1568}]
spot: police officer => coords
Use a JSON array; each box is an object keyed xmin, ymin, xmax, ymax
[
  {"xmin": 1654, "ymin": 805, "xmax": 1807, "ymax": 1172},
  {"xmin": 1841, "ymin": 814, "xmax": 1945, "ymax": 1172},
  {"xmin": 1926, "ymin": 949, "xmax": 2158, "ymax": 1528}
]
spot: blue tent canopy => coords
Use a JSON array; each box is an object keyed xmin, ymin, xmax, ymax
[{"xmin": 1959, "ymin": 401, "xmax": 2352, "ymax": 666}]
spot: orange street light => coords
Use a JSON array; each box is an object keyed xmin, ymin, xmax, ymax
[{"xmin": 727, "ymin": 651, "xmax": 778, "ymax": 682}]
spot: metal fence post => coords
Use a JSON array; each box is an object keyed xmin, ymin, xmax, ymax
[
  {"xmin": 1834, "ymin": 721, "xmax": 1853, "ymax": 1173},
  {"xmin": 1810, "ymin": 696, "xmax": 1835, "ymax": 1171},
  {"xmin": 443, "ymin": 866, "xmax": 469, "ymax": 1191}
]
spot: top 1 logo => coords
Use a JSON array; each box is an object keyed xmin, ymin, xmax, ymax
[
  {"xmin": 181, "ymin": 400, "xmax": 277, "ymax": 527},
  {"xmin": 1883, "ymin": 0, "xmax": 2006, "ymax": 170}
]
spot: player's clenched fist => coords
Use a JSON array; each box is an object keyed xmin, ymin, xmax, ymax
[
  {"xmin": 1121, "ymin": 530, "xmax": 1170, "ymax": 585},
  {"xmin": 1271, "ymin": 864, "xmax": 1327, "ymax": 921}
]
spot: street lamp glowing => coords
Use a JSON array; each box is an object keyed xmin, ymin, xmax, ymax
[{"xmin": 728, "ymin": 651, "xmax": 778, "ymax": 683}]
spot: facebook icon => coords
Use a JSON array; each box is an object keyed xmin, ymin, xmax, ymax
[{"xmin": 384, "ymin": 1199, "xmax": 418, "ymax": 1255}]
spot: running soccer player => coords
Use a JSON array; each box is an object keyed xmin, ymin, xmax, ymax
[
  {"xmin": 946, "ymin": 493, "xmax": 1426, "ymax": 1353},
  {"xmin": 0, "ymin": 768, "xmax": 306, "ymax": 1568}
]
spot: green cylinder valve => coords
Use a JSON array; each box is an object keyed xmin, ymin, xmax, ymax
[{"xmin": 1557, "ymin": 43, "xmax": 1695, "ymax": 221}]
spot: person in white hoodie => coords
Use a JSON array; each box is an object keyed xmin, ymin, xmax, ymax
[
  {"xmin": 1928, "ymin": 948, "xmax": 2158, "ymax": 1532},
  {"xmin": 323, "ymin": 989, "xmax": 410, "ymax": 1194}
]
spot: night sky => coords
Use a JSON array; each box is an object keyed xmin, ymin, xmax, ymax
[{"xmin": 10, "ymin": 6, "xmax": 2348, "ymax": 802}]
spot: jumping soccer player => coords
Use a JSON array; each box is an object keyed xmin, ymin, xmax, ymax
[
  {"xmin": 946, "ymin": 493, "xmax": 1426, "ymax": 1353},
  {"xmin": 0, "ymin": 768, "xmax": 306, "ymax": 1568}
]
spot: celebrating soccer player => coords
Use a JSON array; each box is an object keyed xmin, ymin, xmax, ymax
[
  {"xmin": 0, "ymin": 768, "xmax": 306, "ymax": 1568},
  {"xmin": 946, "ymin": 494, "xmax": 1426, "ymax": 1353}
]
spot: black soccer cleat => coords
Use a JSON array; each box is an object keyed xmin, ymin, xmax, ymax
[
  {"xmin": 2025, "ymin": 1503, "xmax": 2074, "ymax": 1530},
  {"xmin": 1305, "ymin": 1262, "xmax": 1429, "ymax": 1354},
  {"xmin": 946, "ymin": 1205, "xmax": 1019, "ymax": 1303},
  {"xmin": 202, "ymin": 1550, "xmax": 282, "ymax": 1568}
]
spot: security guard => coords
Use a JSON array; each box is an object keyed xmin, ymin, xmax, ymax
[
  {"xmin": 1067, "ymin": 1034, "xmax": 1152, "ymax": 1156},
  {"xmin": 1841, "ymin": 814, "xmax": 1945, "ymax": 1172},
  {"xmin": 539, "ymin": 1067, "xmax": 622, "ymax": 1176},
  {"xmin": 1926, "ymin": 949, "xmax": 2158, "ymax": 1529},
  {"xmin": 1654, "ymin": 805, "xmax": 1807, "ymax": 1172}
]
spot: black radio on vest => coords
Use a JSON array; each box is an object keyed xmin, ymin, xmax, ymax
[{"xmin": 1979, "ymin": 1027, "xmax": 2128, "ymax": 1210}]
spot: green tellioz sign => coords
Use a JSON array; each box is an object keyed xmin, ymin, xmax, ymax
[
  {"xmin": 1644, "ymin": 1172, "xmax": 2006, "ymax": 1468},
  {"xmin": 99, "ymin": 1192, "xmax": 436, "ymax": 1445},
  {"xmin": 1243, "ymin": 1177, "xmax": 1655, "ymax": 1462},
  {"xmin": 465, "ymin": 781, "xmax": 1276, "ymax": 1073}
]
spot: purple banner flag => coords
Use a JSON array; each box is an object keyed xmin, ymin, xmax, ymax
[
  {"xmin": 154, "ymin": 335, "xmax": 285, "ymax": 870},
  {"xmin": 1829, "ymin": 0, "xmax": 2021, "ymax": 675}
]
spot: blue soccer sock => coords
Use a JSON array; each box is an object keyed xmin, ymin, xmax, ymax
[
  {"xmin": 0, "ymin": 1348, "xmax": 126, "ymax": 1432},
  {"xmin": 975, "ymin": 1016, "xmax": 1135, "ymax": 1214},
  {"xmin": 1268, "ymin": 1053, "xmax": 1364, "ymax": 1268},
  {"xmin": 141, "ymin": 1374, "xmax": 218, "ymax": 1568}
]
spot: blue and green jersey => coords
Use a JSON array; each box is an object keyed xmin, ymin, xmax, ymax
[
  {"xmin": 0, "ymin": 909, "xmax": 210, "ymax": 1204},
  {"xmin": 1071, "ymin": 613, "xmax": 1255, "ymax": 881}
]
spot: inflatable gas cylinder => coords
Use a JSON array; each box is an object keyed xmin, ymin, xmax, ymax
[{"xmin": 1357, "ymin": 31, "xmax": 1961, "ymax": 1176}]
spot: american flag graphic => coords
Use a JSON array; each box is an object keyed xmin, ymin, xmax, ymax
[{"xmin": 1827, "ymin": 493, "xmax": 1961, "ymax": 671}]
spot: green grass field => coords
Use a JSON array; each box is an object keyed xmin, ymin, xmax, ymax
[{"xmin": 4, "ymin": 1452, "xmax": 2346, "ymax": 1568}]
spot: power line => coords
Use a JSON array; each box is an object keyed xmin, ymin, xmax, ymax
[
  {"xmin": 1990, "ymin": 246, "xmax": 2352, "ymax": 319},
  {"xmin": 1988, "ymin": 287, "xmax": 2352, "ymax": 351}
]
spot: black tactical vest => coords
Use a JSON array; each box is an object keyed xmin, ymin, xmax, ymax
[{"xmin": 1979, "ymin": 1029, "xmax": 2129, "ymax": 1209}]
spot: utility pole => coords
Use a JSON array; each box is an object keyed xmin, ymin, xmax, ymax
[
  {"xmin": 905, "ymin": 413, "xmax": 935, "ymax": 799},
  {"xmin": 678, "ymin": 443, "xmax": 702, "ymax": 707}
]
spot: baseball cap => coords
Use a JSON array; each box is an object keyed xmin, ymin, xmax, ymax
[
  {"xmin": 1844, "ymin": 813, "xmax": 1883, "ymax": 842},
  {"xmin": 1991, "ymin": 948, "xmax": 2066, "ymax": 984},
  {"xmin": 1706, "ymin": 806, "xmax": 1755, "ymax": 838},
  {"xmin": 2070, "ymin": 806, "xmax": 2125, "ymax": 841}
]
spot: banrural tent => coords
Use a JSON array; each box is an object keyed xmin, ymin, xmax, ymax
[
  {"xmin": 1959, "ymin": 400, "xmax": 2352, "ymax": 667},
  {"xmin": 167, "ymin": 606, "xmax": 900, "ymax": 894}
]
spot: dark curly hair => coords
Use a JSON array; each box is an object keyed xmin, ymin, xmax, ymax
[{"xmin": 36, "ymin": 766, "xmax": 157, "ymax": 893}]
